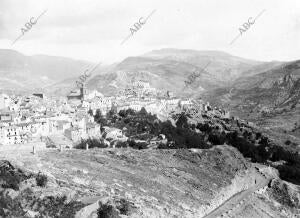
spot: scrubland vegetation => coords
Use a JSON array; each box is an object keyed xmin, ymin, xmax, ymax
[{"xmin": 80, "ymin": 107, "xmax": 300, "ymax": 185}]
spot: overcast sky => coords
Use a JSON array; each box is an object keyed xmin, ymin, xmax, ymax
[{"xmin": 0, "ymin": 0, "xmax": 299, "ymax": 64}]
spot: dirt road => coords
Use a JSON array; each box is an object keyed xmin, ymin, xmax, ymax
[{"xmin": 204, "ymin": 169, "xmax": 272, "ymax": 218}]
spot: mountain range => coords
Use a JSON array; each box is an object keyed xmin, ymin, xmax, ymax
[
  {"xmin": 202, "ymin": 59, "xmax": 300, "ymax": 145},
  {"xmin": 0, "ymin": 49, "xmax": 93, "ymax": 93},
  {"xmin": 0, "ymin": 47, "xmax": 299, "ymax": 144},
  {"xmin": 0, "ymin": 47, "xmax": 298, "ymax": 108},
  {"xmin": 0, "ymin": 48, "xmax": 265, "ymax": 95},
  {"xmin": 0, "ymin": 49, "xmax": 298, "ymax": 107},
  {"xmin": 85, "ymin": 49, "xmax": 267, "ymax": 96}
]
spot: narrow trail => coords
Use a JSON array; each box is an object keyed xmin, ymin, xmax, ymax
[{"xmin": 204, "ymin": 169, "xmax": 272, "ymax": 218}]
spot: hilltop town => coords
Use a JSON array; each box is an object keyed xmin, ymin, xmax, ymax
[{"xmin": 0, "ymin": 79, "xmax": 229, "ymax": 148}]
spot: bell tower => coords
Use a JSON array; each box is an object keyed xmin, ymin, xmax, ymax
[{"xmin": 80, "ymin": 83, "xmax": 87, "ymax": 101}]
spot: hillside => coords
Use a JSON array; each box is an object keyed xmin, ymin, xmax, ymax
[
  {"xmin": 143, "ymin": 48, "xmax": 263, "ymax": 80},
  {"xmin": 87, "ymin": 58, "xmax": 218, "ymax": 96},
  {"xmin": 0, "ymin": 145, "xmax": 298, "ymax": 217},
  {"xmin": 84, "ymin": 49, "xmax": 267, "ymax": 96},
  {"xmin": 233, "ymin": 60, "xmax": 300, "ymax": 90},
  {"xmin": 0, "ymin": 48, "xmax": 277, "ymax": 96},
  {"xmin": 202, "ymin": 60, "xmax": 300, "ymax": 145},
  {"xmin": 0, "ymin": 49, "xmax": 92, "ymax": 91}
]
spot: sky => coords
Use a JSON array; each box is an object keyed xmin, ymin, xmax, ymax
[{"xmin": 0, "ymin": 0, "xmax": 299, "ymax": 64}]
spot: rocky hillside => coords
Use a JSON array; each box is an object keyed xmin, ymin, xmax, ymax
[
  {"xmin": 0, "ymin": 145, "xmax": 299, "ymax": 218},
  {"xmin": 84, "ymin": 49, "xmax": 266, "ymax": 96},
  {"xmin": 203, "ymin": 60, "xmax": 300, "ymax": 144}
]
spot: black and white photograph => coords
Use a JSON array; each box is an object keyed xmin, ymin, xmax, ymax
[{"xmin": 0, "ymin": 0, "xmax": 299, "ymax": 217}]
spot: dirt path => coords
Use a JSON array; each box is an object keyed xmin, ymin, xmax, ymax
[{"xmin": 204, "ymin": 169, "xmax": 271, "ymax": 218}]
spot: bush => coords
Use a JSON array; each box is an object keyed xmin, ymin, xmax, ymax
[
  {"xmin": 0, "ymin": 161, "xmax": 30, "ymax": 190},
  {"xmin": 176, "ymin": 113, "xmax": 188, "ymax": 128},
  {"xmin": 116, "ymin": 199, "xmax": 136, "ymax": 215},
  {"xmin": 128, "ymin": 140, "xmax": 148, "ymax": 150},
  {"xmin": 97, "ymin": 203, "xmax": 120, "ymax": 218},
  {"xmin": 115, "ymin": 141, "xmax": 128, "ymax": 148},
  {"xmin": 75, "ymin": 138, "xmax": 108, "ymax": 149},
  {"xmin": 185, "ymin": 132, "xmax": 210, "ymax": 149},
  {"xmin": 276, "ymin": 164, "xmax": 300, "ymax": 185},
  {"xmin": 226, "ymin": 133, "xmax": 266, "ymax": 162},
  {"xmin": 36, "ymin": 173, "xmax": 48, "ymax": 187},
  {"xmin": 197, "ymin": 123, "xmax": 212, "ymax": 133},
  {"xmin": 285, "ymin": 140, "xmax": 291, "ymax": 145},
  {"xmin": 94, "ymin": 109, "xmax": 107, "ymax": 126},
  {"xmin": 37, "ymin": 195, "xmax": 86, "ymax": 218},
  {"xmin": 270, "ymin": 146, "xmax": 299, "ymax": 165},
  {"xmin": 259, "ymin": 136, "xmax": 270, "ymax": 147},
  {"xmin": 208, "ymin": 131, "xmax": 226, "ymax": 145}
]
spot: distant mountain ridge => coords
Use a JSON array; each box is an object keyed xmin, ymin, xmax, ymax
[
  {"xmin": 0, "ymin": 48, "xmax": 296, "ymax": 99},
  {"xmin": 83, "ymin": 48, "xmax": 269, "ymax": 96},
  {"xmin": 206, "ymin": 60, "xmax": 300, "ymax": 109},
  {"xmin": 0, "ymin": 49, "xmax": 92, "ymax": 92},
  {"xmin": 142, "ymin": 48, "xmax": 263, "ymax": 79},
  {"xmin": 202, "ymin": 59, "xmax": 300, "ymax": 144},
  {"xmin": 230, "ymin": 60, "xmax": 300, "ymax": 109}
]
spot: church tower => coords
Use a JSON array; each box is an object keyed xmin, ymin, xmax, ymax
[{"xmin": 80, "ymin": 83, "xmax": 87, "ymax": 101}]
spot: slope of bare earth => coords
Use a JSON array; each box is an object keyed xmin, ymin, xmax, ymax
[{"xmin": 0, "ymin": 144, "xmax": 299, "ymax": 217}]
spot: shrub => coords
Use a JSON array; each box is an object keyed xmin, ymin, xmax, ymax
[
  {"xmin": 115, "ymin": 141, "xmax": 128, "ymax": 148},
  {"xmin": 36, "ymin": 173, "xmax": 48, "ymax": 187},
  {"xmin": 128, "ymin": 140, "xmax": 148, "ymax": 150},
  {"xmin": 176, "ymin": 113, "xmax": 188, "ymax": 128},
  {"xmin": 270, "ymin": 146, "xmax": 299, "ymax": 165},
  {"xmin": 97, "ymin": 203, "xmax": 120, "ymax": 218},
  {"xmin": 208, "ymin": 131, "xmax": 226, "ymax": 145},
  {"xmin": 276, "ymin": 164, "xmax": 300, "ymax": 185},
  {"xmin": 197, "ymin": 123, "xmax": 212, "ymax": 133},
  {"xmin": 37, "ymin": 195, "xmax": 86, "ymax": 218},
  {"xmin": 0, "ymin": 161, "xmax": 29, "ymax": 190},
  {"xmin": 116, "ymin": 199, "xmax": 136, "ymax": 215},
  {"xmin": 88, "ymin": 109, "xmax": 93, "ymax": 116},
  {"xmin": 285, "ymin": 140, "xmax": 291, "ymax": 145},
  {"xmin": 94, "ymin": 109, "xmax": 107, "ymax": 126},
  {"xmin": 186, "ymin": 134, "xmax": 210, "ymax": 149},
  {"xmin": 118, "ymin": 110, "xmax": 127, "ymax": 118},
  {"xmin": 75, "ymin": 138, "xmax": 108, "ymax": 149},
  {"xmin": 268, "ymin": 179, "xmax": 298, "ymax": 207},
  {"xmin": 138, "ymin": 107, "xmax": 148, "ymax": 116},
  {"xmin": 259, "ymin": 136, "xmax": 270, "ymax": 147}
]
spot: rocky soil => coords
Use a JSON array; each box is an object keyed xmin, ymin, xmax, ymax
[{"xmin": 0, "ymin": 145, "xmax": 299, "ymax": 217}]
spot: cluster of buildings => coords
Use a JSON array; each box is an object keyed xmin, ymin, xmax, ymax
[
  {"xmin": 0, "ymin": 92, "xmax": 100, "ymax": 146},
  {"xmin": 0, "ymin": 77, "xmax": 230, "ymax": 147}
]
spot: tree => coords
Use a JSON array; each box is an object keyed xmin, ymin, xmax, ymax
[
  {"xmin": 119, "ymin": 108, "xmax": 135, "ymax": 118},
  {"xmin": 88, "ymin": 109, "xmax": 93, "ymax": 116},
  {"xmin": 107, "ymin": 109, "xmax": 117, "ymax": 121},
  {"xmin": 208, "ymin": 131, "xmax": 226, "ymax": 145},
  {"xmin": 255, "ymin": 132, "xmax": 262, "ymax": 140},
  {"xmin": 118, "ymin": 110, "xmax": 127, "ymax": 118},
  {"xmin": 94, "ymin": 109, "xmax": 107, "ymax": 126},
  {"xmin": 198, "ymin": 123, "xmax": 213, "ymax": 133},
  {"xmin": 139, "ymin": 107, "xmax": 147, "ymax": 116},
  {"xmin": 75, "ymin": 138, "xmax": 107, "ymax": 149},
  {"xmin": 176, "ymin": 113, "xmax": 188, "ymax": 128}
]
